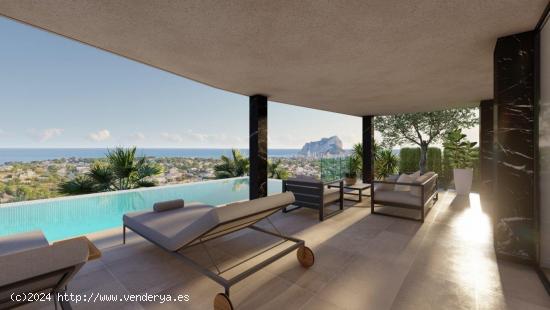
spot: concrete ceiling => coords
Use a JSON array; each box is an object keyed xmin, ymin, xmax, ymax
[{"xmin": 0, "ymin": 1, "xmax": 547, "ymax": 116}]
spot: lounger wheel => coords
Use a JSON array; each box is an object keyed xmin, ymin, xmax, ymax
[
  {"xmin": 214, "ymin": 293, "xmax": 233, "ymax": 310},
  {"xmin": 297, "ymin": 246, "xmax": 315, "ymax": 268}
]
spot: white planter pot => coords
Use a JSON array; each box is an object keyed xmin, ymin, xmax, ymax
[{"xmin": 453, "ymin": 168, "xmax": 473, "ymax": 195}]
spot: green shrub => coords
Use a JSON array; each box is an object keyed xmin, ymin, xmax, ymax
[
  {"xmin": 426, "ymin": 147, "xmax": 442, "ymax": 176},
  {"xmin": 399, "ymin": 148, "xmax": 420, "ymax": 174},
  {"xmin": 441, "ymin": 148, "xmax": 453, "ymax": 189},
  {"xmin": 397, "ymin": 147, "xmax": 443, "ymax": 189},
  {"xmin": 442, "ymin": 130, "xmax": 478, "ymax": 169}
]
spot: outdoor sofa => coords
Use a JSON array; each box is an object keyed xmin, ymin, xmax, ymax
[
  {"xmin": 0, "ymin": 231, "xmax": 99, "ymax": 310},
  {"xmin": 282, "ymin": 176, "xmax": 344, "ymax": 221},
  {"xmin": 371, "ymin": 171, "xmax": 438, "ymax": 223},
  {"xmin": 123, "ymin": 192, "xmax": 314, "ymax": 310}
]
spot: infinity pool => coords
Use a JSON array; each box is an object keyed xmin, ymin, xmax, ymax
[{"xmin": 0, "ymin": 177, "xmax": 282, "ymax": 241}]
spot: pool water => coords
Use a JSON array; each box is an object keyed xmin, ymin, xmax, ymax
[{"xmin": 0, "ymin": 177, "xmax": 282, "ymax": 241}]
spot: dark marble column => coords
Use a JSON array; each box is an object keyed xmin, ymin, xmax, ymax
[
  {"xmin": 479, "ymin": 99, "xmax": 495, "ymax": 215},
  {"xmin": 362, "ymin": 116, "xmax": 374, "ymax": 183},
  {"xmin": 249, "ymin": 95, "xmax": 268, "ymax": 200},
  {"xmin": 494, "ymin": 31, "xmax": 537, "ymax": 262}
]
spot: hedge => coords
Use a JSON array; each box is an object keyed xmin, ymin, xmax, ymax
[
  {"xmin": 399, "ymin": 148, "xmax": 420, "ymax": 174},
  {"xmin": 399, "ymin": 147, "xmax": 442, "ymax": 173},
  {"xmin": 396, "ymin": 146, "xmax": 481, "ymax": 190},
  {"xmin": 441, "ymin": 148, "xmax": 453, "ymax": 188},
  {"xmin": 426, "ymin": 148, "xmax": 442, "ymax": 176}
]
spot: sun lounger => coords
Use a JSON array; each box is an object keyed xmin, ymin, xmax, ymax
[
  {"xmin": 123, "ymin": 192, "xmax": 314, "ymax": 310},
  {"xmin": 0, "ymin": 231, "xmax": 97, "ymax": 310}
]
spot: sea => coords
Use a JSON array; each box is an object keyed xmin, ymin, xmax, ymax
[{"xmin": 0, "ymin": 148, "xmax": 303, "ymax": 164}]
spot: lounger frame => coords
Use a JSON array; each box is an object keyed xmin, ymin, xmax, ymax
[
  {"xmin": 0, "ymin": 266, "xmax": 79, "ymax": 310},
  {"xmin": 123, "ymin": 203, "xmax": 305, "ymax": 298}
]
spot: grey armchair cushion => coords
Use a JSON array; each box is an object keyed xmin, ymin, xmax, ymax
[
  {"xmin": 423, "ymin": 171, "xmax": 436, "ymax": 178},
  {"xmin": 374, "ymin": 190, "xmax": 421, "ymax": 207},
  {"xmin": 0, "ymin": 230, "xmax": 49, "ymax": 256},
  {"xmin": 153, "ymin": 199, "xmax": 184, "ymax": 212},
  {"xmin": 394, "ymin": 174, "xmax": 414, "ymax": 191},
  {"xmin": 410, "ymin": 172, "xmax": 437, "ymax": 197},
  {"xmin": 374, "ymin": 174, "xmax": 399, "ymax": 191}
]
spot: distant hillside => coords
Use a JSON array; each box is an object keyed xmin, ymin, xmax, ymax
[{"xmin": 298, "ymin": 136, "xmax": 345, "ymax": 157}]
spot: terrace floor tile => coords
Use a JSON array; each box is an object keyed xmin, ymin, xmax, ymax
[{"xmin": 16, "ymin": 191, "xmax": 550, "ymax": 309}]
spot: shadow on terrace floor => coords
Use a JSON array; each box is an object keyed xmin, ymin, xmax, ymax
[{"xmin": 20, "ymin": 191, "xmax": 550, "ymax": 309}]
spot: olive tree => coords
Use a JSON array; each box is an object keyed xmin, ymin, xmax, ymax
[{"xmin": 375, "ymin": 108, "xmax": 478, "ymax": 173}]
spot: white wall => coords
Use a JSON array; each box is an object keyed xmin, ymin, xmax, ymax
[{"xmin": 539, "ymin": 20, "xmax": 550, "ymax": 267}]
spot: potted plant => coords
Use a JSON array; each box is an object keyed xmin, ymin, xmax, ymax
[
  {"xmin": 345, "ymin": 155, "xmax": 360, "ymax": 185},
  {"xmin": 443, "ymin": 129, "xmax": 477, "ymax": 195}
]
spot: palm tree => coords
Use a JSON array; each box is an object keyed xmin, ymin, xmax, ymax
[
  {"xmin": 59, "ymin": 175, "xmax": 96, "ymax": 194},
  {"xmin": 268, "ymin": 159, "xmax": 289, "ymax": 179},
  {"xmin": 59, "ymin": 147, "xmax": 163, "ymax": 195},
  {"xmin": 104, "ymin": 147, "xmax": 162, "ymax": 190},
  {"xmin": 352, "ymin": 141, "xmax": 381, "ymax": 163},
  {"xmin": 352, "ymin": 143, "xmax": 363, "ymax": 161},
  {"xmin": 214, "ymin": 149, "xmax": 249, "ymax": 179},
  {"xmin": 375, "ymin": 149, "xmax": 399, "ymax": 179},
  {"xmin": 351, "ymin": 141, "xmax": 380, "ymax": 177},
  {"xmin": 87, "ymin": 161, "xmax": 113, "ymax": 192}
]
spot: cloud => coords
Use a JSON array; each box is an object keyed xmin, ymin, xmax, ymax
[
  {"xmin": 130, "ymin": 132, "xmax": 146, "ymax": 141},
  {"xmin": 160, "ymin": 131, "xmax": 245, "ymax": 146},
  {"xmin": 88, "ymin": 129, "xmax": 111, "ymax": 142},
  {"xmin": 161, "ymin": 132, "xmax": 184, "ymax": 143},
  {"xmin": 339, "ymin": 133, "xmax": 362, "ymax": 148},
  {"xmin": 28, "ymin": 128, "xmax": 63, "ymax": 142},
  {"xmin": 116, "ymin": 132, "xmax": 146, "ymax": 146}
]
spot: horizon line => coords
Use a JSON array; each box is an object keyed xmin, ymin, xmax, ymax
[{"xmin": 0, "ymin": 146, "xmax": 307, "ymax": 149}]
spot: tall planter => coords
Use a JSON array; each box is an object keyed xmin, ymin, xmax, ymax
[
  {"xmin": 453, "ymin": 168, "xmax": 473, "ymax": 195},
  {"xmin": 443, "ymin": 129, "xmax": 478, "ymax": 196}
]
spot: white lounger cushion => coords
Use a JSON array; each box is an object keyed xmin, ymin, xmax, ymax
[
  {"xmin": 124, "ymin": 203, "xmax": 214, "ymax": 251},
  {"xmin": 124, "ymin": 192, "xmax": 295, "ymax": 251},
  {"xmin": 0, "ymin": 230, "xmax": 49, "ymax": 256},
  {"xmin": 0, "ymin": 235, "xmax": 88, "ymax": 287}
]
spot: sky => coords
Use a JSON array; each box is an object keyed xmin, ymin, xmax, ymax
[{"xmin": 0, "ymin": 17, "xmax": 477, "ymax": 149}]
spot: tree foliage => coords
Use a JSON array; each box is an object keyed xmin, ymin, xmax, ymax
[{"xmin": 375, "ymin": 108, "xmax": 477, "ymax": 172}]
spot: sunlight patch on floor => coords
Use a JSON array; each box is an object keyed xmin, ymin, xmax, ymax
[{"xmin": 450, "ymin": 193, "xmax": 504, "ymax": 306}]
